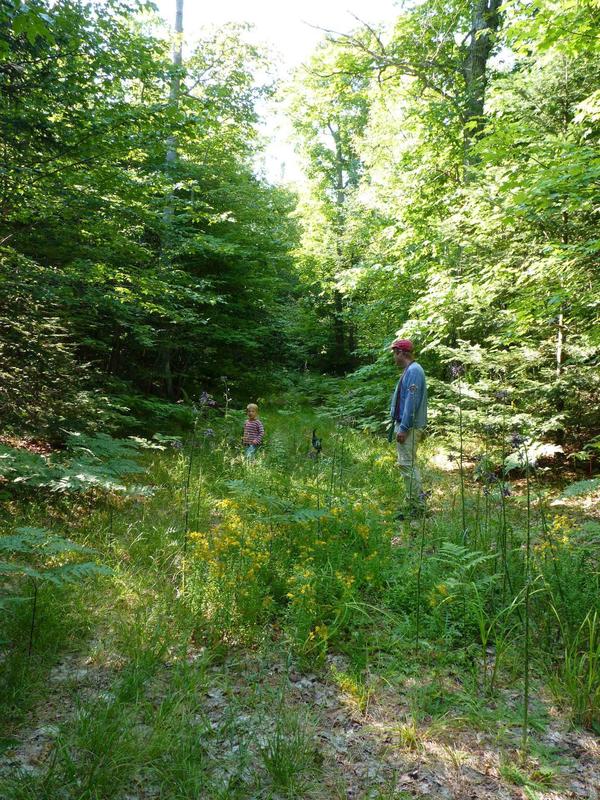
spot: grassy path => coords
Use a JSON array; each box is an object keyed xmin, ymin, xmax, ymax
[{"xmin": 0, "ymin": 408, "xmax": 599, "ymax": 799}]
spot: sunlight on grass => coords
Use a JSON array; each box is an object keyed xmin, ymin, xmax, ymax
[{"xmin": 1, "ymin": 406, "xmax": 598, "ymax": 799}]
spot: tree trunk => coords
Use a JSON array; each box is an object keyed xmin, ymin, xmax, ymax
[
  {"xmin": 163, "ymin": 0, "xmax": 184, "ymax": 226},
  {"xmin": 106, "ymin": 332, "xmax": 122, "ymax": 376},
  {"xmin": 156, "ymin": 345, "xmax": 174, "ymax": 399},
  {"xmin": 158, "ymin": 0, "xmax": 184, "ymax": 398},
  {"xmin": 553, "ymin": 211, "xmax": 569, "ymax": 444},
  {"xmin": 331, "ymin": 124, "xmax": 348, "ymax": 372},
  {"xmin": 463, "ymin": 0, "xmax": 503, "ymax": 139},
  {"xmin": 332, "ymin": 289, "xmax": 346, "ymax": 373},
  {"xmin": 347, "ymin": 321, "xmax": 358, "ymax": 371}
]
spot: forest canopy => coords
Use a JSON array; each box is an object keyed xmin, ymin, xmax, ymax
[{"xmin": 0, "ymin": 0, "xmax": 599, "ymax": 452}]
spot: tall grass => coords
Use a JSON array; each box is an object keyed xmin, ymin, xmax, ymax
[{"xmin": 1, "ymin": 401, "xmax": 598, "ymax": 800}]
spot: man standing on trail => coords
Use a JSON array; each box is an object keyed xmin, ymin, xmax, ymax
[{"xmin": 389, "ymin": 339, "xmax": 428, "ymax": 519}]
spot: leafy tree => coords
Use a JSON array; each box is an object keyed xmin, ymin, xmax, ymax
[
  {"xmin": 290, "ymin": 0, "xmax": 600, "ymax": 449},
  {"xmin": 289, "ymin": 40, "xmax": 370, "ymax": 371},
  {"xmin": 0, "ymin": 2, "xmax": 300, "ymax": 434}
]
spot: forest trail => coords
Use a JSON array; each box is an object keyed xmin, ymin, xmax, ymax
[
  {"xmin": 1, "ymin": 408, "xmax": 599, "ymax": 799},
  {"xmin": 2, "ymin": 635, "xmax": 599, "ymax": 799}
]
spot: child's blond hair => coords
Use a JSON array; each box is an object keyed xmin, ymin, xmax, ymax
[{"xmin": 246, "ymin": 403, "xmax": 259, "ymax": 412}]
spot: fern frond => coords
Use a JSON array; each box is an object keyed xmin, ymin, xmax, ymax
[{"xmin": 561, "ymin": 478, "xmax": 600, "ymax": 498}]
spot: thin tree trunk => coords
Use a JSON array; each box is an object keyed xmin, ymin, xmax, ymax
[
  {"xmin": 331, "ymin": 124, "xmax": 347, "ymax": 372},
  {"xmin": 158, "ymin": 0, "xmax": 184, "ymax": 399},
  {"xmin": 556, "ymin": 312, "xmax": 565, "ymax": 379},
  {"xmin": 163, "ymin": 0, "xmax": 184, "ymax": 225},
  {"xmin": 554, "ymin": 210, "xmax": 568, "ymax": 444}
]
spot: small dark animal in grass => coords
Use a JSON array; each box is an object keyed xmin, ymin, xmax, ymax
[{"xmin": 308, "ymin": 429, "xmax": 322, "ymax": 458}]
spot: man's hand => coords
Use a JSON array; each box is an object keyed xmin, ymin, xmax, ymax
[{"xmin": 396, "ymin": 430, "xmax": 407, "ymax": 444}]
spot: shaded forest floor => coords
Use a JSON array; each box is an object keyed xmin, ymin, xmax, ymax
[{"xmin": 1, "ymin": 407, "xmax": 599, "ymax": 799}]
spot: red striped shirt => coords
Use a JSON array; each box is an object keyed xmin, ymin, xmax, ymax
[{"xmin": 243, "ymin": 419, "xmax": 264, "ymax": 445}]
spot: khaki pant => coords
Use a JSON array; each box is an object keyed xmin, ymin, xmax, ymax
[{"xmin": 396, "ymin": 428, "xmax": 424, "ymax": 508}]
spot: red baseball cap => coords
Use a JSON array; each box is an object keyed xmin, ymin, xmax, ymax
[{"xmin": 390, "ymin": 338, "xmax": 414, "ymax": 352}]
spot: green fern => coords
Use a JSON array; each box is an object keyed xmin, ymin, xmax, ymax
[
  {"xmin": 0, "ymin": 526, "xmax": 97, "ymax": 555},
  {"xmin": 560, "ymin": 478, "xmax": 600, "ymax": 498},
  {"xmin": 0, "ymin": 526, "xmax": 112, "ymax": 586},
  {"xmin": 0, "ymin": 432, "xmax": 151, "ymax": 496},
  {"xmin": 225, "ymin": 479, "xmax": 328, "ymax": 524},
  {"xmin": 433, "ymin": 541, "xmax": 495, "ymax": 575},
  {"xmin": 0, "ymin": 526, "xmax": 111, "ymax": 655}
]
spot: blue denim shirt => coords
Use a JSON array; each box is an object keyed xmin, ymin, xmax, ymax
[{"xmin": 390, "ymin": 362, "xmax": 428, "ymax": 432}]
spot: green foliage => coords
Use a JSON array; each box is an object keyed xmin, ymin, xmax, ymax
[
  {"xmin": 259, "ymin": 711, "xmax": 319, "ymax": 795},
  {"xmin": 0, "ymin": 432, "xmax": 149, "ymax": 496},
  {"xmin": 1, "ymin": 0, "xmax": 600, "ymax": 785},
  {"xmin": 550, "ymin": 610, "xmax": 600, "ymax": 730},
  {"xmin": 0, "ymin": 526, "xmax": 111, "ymax": 586},
  {"xmin": 0, "ymin": 524, "xmax": 110, "ymax": 679},
  {"xmin": 0, "ymin": 0, "xmax": 54, "ymax": 56},
  {"xmin": 4, "ymin": 0, "xmax": 598, "ymax": 453},
  {"xmin": 0, "ymin": 402, "xmax": 598, "ymax": 799},
  {"xmin": 560, "ymin": 478, "xmax": 600, "ymax": 498},
  {"xmin": 287, "ymin": 0, "xmax": 600, "ymax": 452},
  {"xmin": 287, "ymin": 39, "xmax": 372, "ymax": 372},
  {"xmin": 0, "ymin": 1, "xmax": 300, "ymax": 433},
  {"xmin": 433, "ymin": 541, "xmax": 495, "ymax": 576},
  {"xmin": 0, "ymin": 250, "xmax": 99, "ymax": 441}
]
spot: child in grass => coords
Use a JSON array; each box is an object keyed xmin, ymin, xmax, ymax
[{"xmin": 243, "ymin": 403, "xmax": 264, "ymax": 460}]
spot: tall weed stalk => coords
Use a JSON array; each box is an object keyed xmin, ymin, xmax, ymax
[
  {"xmin": 415, "ymin": 512, "xmax": 428, "ymax": 654},
  {"xmin": 520, "ymin": 436, "xmax": 532, "ymax": 751},
  {"xmin": 452, "ymin": 366, "xmax": 467, "ymax": 541}
]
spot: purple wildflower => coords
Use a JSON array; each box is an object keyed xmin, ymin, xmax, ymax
[{"xmin": 199, "ymin": 391, "xmax": 217, "ymax": 408}]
